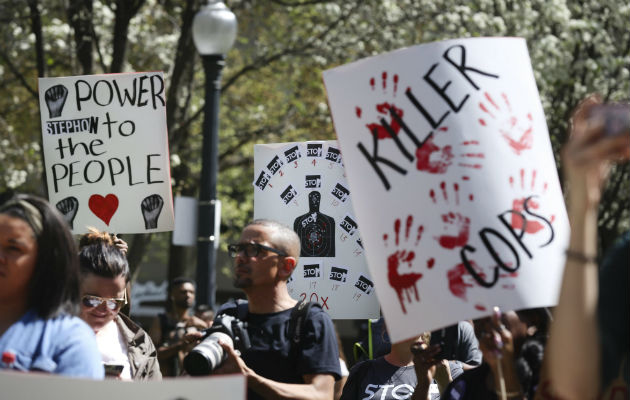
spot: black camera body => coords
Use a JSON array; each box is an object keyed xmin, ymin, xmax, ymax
[{"xmin": 183, "ymin": 313, "xmax": 251, "ymax": 376}]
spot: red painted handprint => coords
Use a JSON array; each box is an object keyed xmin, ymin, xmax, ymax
[
  {"xmin": 355, "ymin": 72, "xmax": 404, "ymax": 140},
  {"xmin": 478, "ymin": 92, "xmax": 533, "ymax": 155},
  {"xmin": 430, "ymin": 180, "xmax": 473, "ymax": 249},
  {"xmin": 508, "ymin": 168, "xmax": 555, "ymax": 234},
  {"xmin": 416, "ymin": 133, "xmax": 485, "ymax": 174},
  {"xmin": 383, "ymin": 215, "xmax": 434, "ymax": 314}
]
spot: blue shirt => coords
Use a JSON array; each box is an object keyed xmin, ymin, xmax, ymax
[{"xmin": 0, "ymin": 309, "xmax": 104, "ymax": 379}]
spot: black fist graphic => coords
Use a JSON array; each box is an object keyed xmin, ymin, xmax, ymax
[
  {"xmin": 56, "ymin": 196, "xmax": 79, "ymax": 229},
  {"xmin": 44, "ymin": 84, "xmax": 69, "ymax": 118},
  {"xmin": 141, "ymin": 194, "xmax": 164, "ymax": 229}
]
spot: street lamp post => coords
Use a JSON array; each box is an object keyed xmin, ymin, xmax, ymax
[{"xmin": 192, "ymin": 1, "xmax": 237, "ymax": 309}]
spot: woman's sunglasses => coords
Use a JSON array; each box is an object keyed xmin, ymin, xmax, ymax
[{"xmin": 81, "ymin": 292, "xmax": 127, "ymax": 311}]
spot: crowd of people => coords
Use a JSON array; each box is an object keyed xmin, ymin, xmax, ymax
[{"xmin": 0, "ymin": 96, "xmax": 628, "ymax": 400}]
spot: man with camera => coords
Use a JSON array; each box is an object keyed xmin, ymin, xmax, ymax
[{"xmin": 209, "ymin": 219, "xmax": 341, "ymax": 400}]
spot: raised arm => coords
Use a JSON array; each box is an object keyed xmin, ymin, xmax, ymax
[{"xmin": 546, "ymin": 95, "xmax": 630, "ymax": 399}]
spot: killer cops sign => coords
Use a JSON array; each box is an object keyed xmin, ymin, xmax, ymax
[{"xmin": 323, "ymin": 37, "xmax": 569, "ymax": 342}]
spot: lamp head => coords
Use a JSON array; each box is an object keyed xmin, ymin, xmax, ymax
[{"xmin": 192, "ymin": 1, "xmax": 237, "ymax": 55}]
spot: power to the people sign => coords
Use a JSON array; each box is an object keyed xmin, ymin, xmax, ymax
[
  {"xmin": 38, "ymin": 72, "xmax": 174, "ymax": 234},
  {"xmin": 323, "ymin": 37, "xmax": 569, "ymax": 342},
  {"xmin": 254, "ymin": 141, "xmax": 379, "ymax": 319}
]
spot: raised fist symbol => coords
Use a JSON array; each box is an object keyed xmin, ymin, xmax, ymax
[
  {"xmin": 141, "ymin": 194, "xmax": 164, "ymax": 229},
  {"xmin": 55, "ymin": 196, "xmax": 79, "ymax": 229},
  {"xmin": 44, "ymin": 84, "xmax": 69, "ymax": 118}
]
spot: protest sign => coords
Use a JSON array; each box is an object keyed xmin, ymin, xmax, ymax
[
  {"xmin": 323, "ymin": 37, "xmax": 569, "ymax": 342},
  {"xmin": 0, "ymin": 370, "xmax": 245, "ymax": 400},
  {"xmin": 254, "ymin": 141, "xmax": 379, "ymax": 319},
  {"xmin": 38, "ymin": 72, "xmax": 174, "ymax": 234}
]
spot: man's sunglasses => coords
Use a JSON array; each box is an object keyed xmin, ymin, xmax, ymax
[
  {"xmin": 227, "ymin": 242, "xmax": 287, "ymax": 258},
  {"xmin": 81, "ymin": 292, "xmax": 127, "ymax": 311}
]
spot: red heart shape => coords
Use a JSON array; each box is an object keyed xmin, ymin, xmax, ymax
[{"xmin": 88, "ymin": 194, "xmax": 119, "ymax": 226}]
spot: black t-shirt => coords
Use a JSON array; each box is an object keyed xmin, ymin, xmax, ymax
[
  {"xmin": 217, "ymin": 302, "xmax": 341, "ymax": 400},
  {"xmin": 341, "ymin": 356, "xmax": 463, "ymax": 400},
  {"xmin": 340, "ymin": 357, "xmax": 417, "ymax": 400},
  {"xmin": 441, "ymin": 363, "xmax": 497, "ymax": 400}
]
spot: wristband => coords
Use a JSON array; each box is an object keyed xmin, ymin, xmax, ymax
[
  {"xmin": 565, "ymin": 249, "xmax": 597, "ymax": 264},
  {"xmin": 495, "ymin": 389, "xmax": 522, "ymax": 398}
]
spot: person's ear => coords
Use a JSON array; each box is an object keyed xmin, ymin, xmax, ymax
[{"xmin": 279, "ymin": 256, "xmax": 297, "ymax": 278}]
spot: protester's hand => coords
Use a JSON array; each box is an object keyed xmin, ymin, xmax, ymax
[
  {"xmin": 433, "ymin": 359, "xmax": 453, "ymax": 393},
  {"xmin": 563, "ymin": 94, "xmax": 630, "ymax": 210},
  {"xmin": 411, "ymin": 342, "xmax": 442, "ymax": 389},
  {"xmin": 183, "ymin": 330, "xmax": 204, "ymax": 344},
  {"xmin": 112, "ymin": 235, "xmax": 128, "ymax": 256},
  {"xmin": 476, "ymin": 307, "xmax": 515, "ymax": 372},
  {"xmin": 213, "ymin": 341, "xmax": 253, "ymax": 377},
  {"xmin": 187, "ymin": 315, "xmax": 210, "ymax": 330}
]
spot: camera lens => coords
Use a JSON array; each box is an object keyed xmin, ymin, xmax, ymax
[{"xmin": 184, "ymin": 332, "xmax": 233, "ymax": 376}]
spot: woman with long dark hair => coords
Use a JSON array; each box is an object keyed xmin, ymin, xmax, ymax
[{"xmin": 0, "ymin": 193, "xmax": 103, "ymax": 378}]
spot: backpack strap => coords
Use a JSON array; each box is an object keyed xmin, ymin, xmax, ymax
[
  {"xmin": 288, "ymin": 300, "xmax": 320, "ymax": 361},
  {"xmin": 216, "ymin": 298, "xmax": 249, "ymax": 321}
]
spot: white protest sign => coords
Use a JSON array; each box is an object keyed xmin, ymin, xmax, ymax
[
  {"xmin": 39, "ymin": 72, "xmax": 174, "ymax": 234},
  {"xmin": 0, "ymin": 370, "xmax": 245, "ymax": 400},
  {"xmin": 254, "ymin": 141, "xmax": 379, "ymax": 319},
  {"xmin": 173, "ymin": 196, "xmax": 198, "ymax": 246},
  {"xmin": 323, "ymin": 37, "xmax": 569, "ymax": 342}
]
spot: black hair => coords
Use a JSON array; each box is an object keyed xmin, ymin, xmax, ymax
[
  {"xmin": 170, "ymin": 276, "xmax": 196, "ymax": 292},
  {"xmin": 514, "ymin": 307, "xmax": 550, "ymax": 399},
  {"xmin": 78, "ymin": 229, "xmax": 129, "ymax": 282},
  {"xmin": 0, "ymin": 193, "xmax": 81, "ymax": 318}
]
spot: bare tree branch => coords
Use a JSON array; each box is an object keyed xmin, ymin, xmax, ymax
[{"xmin": 0, "ymin": 48, "xmax": 38, "ymax": 99}]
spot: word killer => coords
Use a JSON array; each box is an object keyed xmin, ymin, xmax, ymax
[{"xmin": 357, "ymin": 44, "xmax": 499, "ymax": 190}]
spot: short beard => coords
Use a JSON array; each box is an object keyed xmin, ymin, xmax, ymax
[
  {"xmin": 174, "ymin": 298, "xmax": 193, "ymax": 309},
  {"xmin": 233, "ymin": 277, "xmax": 252, "ymax": 289}
]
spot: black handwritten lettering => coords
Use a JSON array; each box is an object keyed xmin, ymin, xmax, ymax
[{"xmin": 443, "ymin": 45, "xmax": 500, "ymax": 91}]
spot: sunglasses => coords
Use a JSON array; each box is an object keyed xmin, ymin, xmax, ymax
[
  {"xmin": 227, "ymin": 242, "xmax": 287, "ymax": 258},
  {"xmin": 81, "ymin": 292, "xmax": 127, "ymax": 311}
]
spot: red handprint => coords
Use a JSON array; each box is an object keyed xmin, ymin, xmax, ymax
[
  {"xmin": 478, "ymin": 92, "xmax": 533, "ymax": 155},
  {"xmin": 355, "ymin": 72, "xmax": 404, "ymax": 140},
  {"xmin": 430, "ymin": 181, "xmax": 473, "ymax": 249},
  {"xmin": 416, "ymin": 134, "xmax": 484, "ymax": 174},
  {"xmin": 508, "ymin": 168, "xmax": 555, "ymax": 234},
  {"xmin": 383, "ymin": 215, "xmax": 434, "ymax": 314},
  {"xmin": 447, "ymin": 261, "xmax": 483, "ymax": 301}
]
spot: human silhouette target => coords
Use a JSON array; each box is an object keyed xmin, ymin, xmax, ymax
[
  {"xmin": 294, "ymin": 191, "xmax": 335, "ymax": 257},
  {"xmin": 253, "ymin": 141, "xmax": 380, "ymax": 319}
]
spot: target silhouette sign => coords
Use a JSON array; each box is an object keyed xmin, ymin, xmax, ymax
[{"xmin": 254, "ymin": 141, "xmax": 379, "ymax": 319}]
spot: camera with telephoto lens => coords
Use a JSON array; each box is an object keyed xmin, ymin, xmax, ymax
[{"xmin": 183, "ymin": 313, "xmax": 251, "ymax": 376}]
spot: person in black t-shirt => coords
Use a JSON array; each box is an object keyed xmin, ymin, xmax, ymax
[{"xmin": 213, "ymin": 219, "xmax": 341, "ymax": 400}]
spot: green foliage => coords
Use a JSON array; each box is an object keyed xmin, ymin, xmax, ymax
[{"xmin": 1, "ymin": 0, "xmax": 628, "ymax": 261}]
